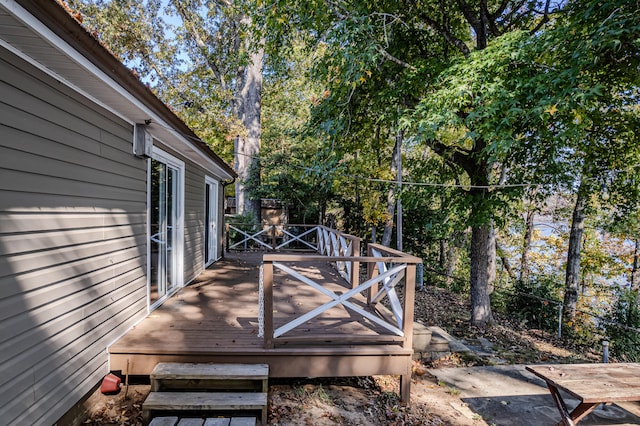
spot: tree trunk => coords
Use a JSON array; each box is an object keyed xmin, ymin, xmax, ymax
[
  {"xmin": 470, "ymin": 222, "xmax": 495, "ymax": 327},
  {"xmin": 631, "ymin": 239, "xmax": 640, "ymax": 291},
  {"xmin": 382, "ymin": 137, "xmax": 400, "ymax": 247},
  {"xmin": 496, "ymin": 238, "xmax": 516, "ymax": 280},
  {"xmin": 465, "ymin": 152, "xmax": 495, "ymax": 327},
  {"xmin": 520, "ymin": 209, "xmax": 535, "ymax": 283},
  {"xmin": 234, "ymin": 44, "xmax": 264, "ymax": 221},
  {"xmin": 488, "ymin": 223, "xmax": 496, "ymax": 294},
  {"xmin": 445, "ymin": 232, "xmax": 462, "ymax": 288},
  {"xmin": 396, "ymin": 129, "xmax": 403, "ymax": 252},
  {"xmin": 381, "ymin": 185, "xmax": 395, "ymax": 247},
  {"xmin": 431, "ymin": 139, "xmax": 494, "ymax": 326},
  {"xmin": 563, "ymin": 186, "xmax": 587, "ymax": 319}
]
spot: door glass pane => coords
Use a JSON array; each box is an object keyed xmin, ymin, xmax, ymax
[
  {"xmin": 205, "ymin": 183, "xmax": 211, "ymax": 262},
  {"xmin": 166, "ymin": 166, "xmax": 178, "ymax": 290},
  {"xmin": 205, "ymin": 180, "xmax": 218, "ymax": 264},
  {"xmin": 150, "ymin": 159, "xmax": 166, "ymax": 305},
  {"xmin": 150, "ymin": 158, "xmax": 180, "ymax": 305}
]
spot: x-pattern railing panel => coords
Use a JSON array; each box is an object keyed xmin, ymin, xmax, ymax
[
  {"xmin": 275, "ymin": 226, "xmax": 318, "ymax": 251},
  {"xmin": 334, "ymin": 235, "xmax": 353, "ymax": 282},
  {"xmin": 315, "ymin": 227, "xmax": 359, "ymax": 285},
  {"xmin": 258, "ymin": 240, "xmax": 420, "ymax": 406},
  {"xmin": 272, "ymin": 261, "xmax": 406, "ymax": 338},
  {"xmin": 370, "ymin": 248, "xmax": 405, "ymax": 329},
  {"xmin": 228, "ymin": 224, "xmax": 322, "ymax": 251},
  {"xmin": 228, "ymin": 225, "xmax": 273, "ymax": 250}
]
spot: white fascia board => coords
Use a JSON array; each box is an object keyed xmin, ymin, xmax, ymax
[{"xmin": 0, "ymin": 0, "xmax": 233, "ymax": 180}]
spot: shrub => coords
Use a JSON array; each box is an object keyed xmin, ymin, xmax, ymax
[
  {"xmin": 505, "ymin": 275, "xmax": 563, "ymax": 333},
  {"xmin": 605, "ymin": 288, "xmax": 640, "ymax": 362}
]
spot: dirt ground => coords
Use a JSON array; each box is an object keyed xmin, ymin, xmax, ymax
[
  {"xmin": 83, "ymin": 286, "xmax": 596, "ymax": 425},
  {"xmin": 83, "ymin": 368, "xmax": 486, "ymax": 425}
]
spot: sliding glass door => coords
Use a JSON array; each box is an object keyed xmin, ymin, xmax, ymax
[
  {"xmin": 205, "ymin": 177, "xmax": 219, "ymax": 266},
  {"xmin": 149, "ymin": 149, "xmax": 184, "ymax": 308}
]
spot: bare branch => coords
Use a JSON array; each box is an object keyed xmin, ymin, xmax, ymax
[
  {"xmin": 371, "ymin": 12, "xmax": 411, "ymax": 29},
  {"xmin": 172, "ymin": 0, "xmax": 227, "ymax": 90},
  {"xmin": 530, "ymin": 0, "xmax": 552, "ymax": 34},
  {"xmin": 404, "ymin": 0, "xmax": 471, "ymax": 57},
  {"xmin": 376, "ymin": 45, "xmax": 416, "ymax": 71},
  {"xmin": 419, "ymin": 13, "xmax": 471, "ymax": 56},
  {"xmin": 491, "ymin": 0, "xmax": 511, "ymax": 20}
]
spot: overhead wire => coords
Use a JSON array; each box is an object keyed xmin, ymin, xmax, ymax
[{"xmin": 151, "ymin": 119, "xmax": 550, "ymax": 190}]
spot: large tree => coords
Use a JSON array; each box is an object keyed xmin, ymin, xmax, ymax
[
  {"xmin": 269, "ymin": 0, "xmax": 640, "ymax": 327},
  {"xmin": 269, "ymin": 0, "xmax": 561, "ymax": 326},
  {"xmin": 416, "ymin": 0, "xmax": 640, "ymax": 324},
  {"xmin": 72, "ymin": 0, "xmax": 266, "ymax": 219}
]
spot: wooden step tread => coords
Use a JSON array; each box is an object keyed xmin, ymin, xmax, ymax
[
  {"xmin": 143, "ymin": 391, "xmax": 268, "ymax": 411},
  {"xmin": 177, "ymin": 419, "xmax": 203, "ymax": 426},
  {"xmin": 151, "ymin": 363, "xmax": 269, "ymax": 380},
  {"xmin": 148, "ymin": 417, "xmax": 256, "ymax": 426},
  {"xmin": 204, "ymin": 418, "xmax": 256, "ymax": 426},
  {"xmin": 205, "ymin": 418, "xmax": 256, "ymax": 426},
  {"xmin": 149, "ymin": 417, "xmax": 178, "ymax": 426}
]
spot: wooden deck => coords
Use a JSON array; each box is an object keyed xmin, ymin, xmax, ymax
[{"xmin": 109, "ymin": 251, "xmax": 415, "ymax": 400}]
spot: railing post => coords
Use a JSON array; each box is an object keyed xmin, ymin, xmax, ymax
[
  {"xmin": 351, "ymin": 239, "xmax": 361, "ymax": 289},
  {"xmin": 316, "ymin": 226, "xmax": 322, "ymax": 254},
  {"xmin": 225, "ymin": 223, "xmax": 230, "ymax": 252},
  {"xmin": 271, "ymin": 225, "xmax": 277, "ymax": 251},
  {"xmin": 263, "ymin": 260, "xmax": 274, "ymax": 349},
  {"xmin": 367, "ymin": 245, "xmax": 377, "ymax": 305},
  {"xmin": 402, "ymin": 263, "xmax": 417, "ymax": 351}
]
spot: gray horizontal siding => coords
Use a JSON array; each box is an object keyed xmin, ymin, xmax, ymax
[
  {"xmin": 0, "ymin": 261, "xmax": 145, "ymax": 343},
  {"xmin": 0, "ymin": 190, "xmax": 145, "ymax": 211},
  {"xmin": 0, "ymin": 286, "xmax": 145, "ymax": 424},
  {"xmin": 0, "ymin": 245, "xmax": 144, "ymax": 299},
  {"xmin": 185, "ymin": 165, "xmax": 206, "ymax": 283},
  {"xmin": 1, "ymin": 234, "xmax": 145, "ymax": 279},
  {"xmin": 0, "ymin": 46, "xmax": 148, "ymax": 426}
]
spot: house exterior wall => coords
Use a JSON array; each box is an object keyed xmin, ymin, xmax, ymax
[
  {"xmin": 0, "ymin": 46, "xmax": 148, "ymax": 425},
  {"xmin": 0, "ymin": 41, "xmax": 228, "ymax": 424}
]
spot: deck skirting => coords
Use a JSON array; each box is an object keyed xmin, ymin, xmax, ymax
[{"xmin": 110, "ymin": 345, "xmax": 412, "ymax": 378}]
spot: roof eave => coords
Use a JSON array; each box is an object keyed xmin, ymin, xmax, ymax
[{"xmin": 12, "ymin": 0, "xmax": 237, "ymax": 179}]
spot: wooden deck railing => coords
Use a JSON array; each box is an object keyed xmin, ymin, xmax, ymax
[
  {"xmin": 226, "ymin": 224, "xmax": 362, "ymax": 285},
  {"xmin": 317, "ymin": 226, "xmax": 361, "ymax": 286},
  {"xmin": 260, "ymin": 243, "xmax": 421, "ymax": 350},
  {"xmin": 226, "ymin": 223, "xmax": 320, "ymax": 251}
]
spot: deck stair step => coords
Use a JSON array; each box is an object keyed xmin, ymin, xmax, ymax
[
  {"xmin": 151, "ymin": 363, "xmax": 269, "ymax": 392},
  {"xmin": 143, "ymin": 392, "xmax": 265, "ymax": 418},
  {"xmin": 148, "ymin": 416, "xmax": 257, "ymax": 426},
  {"xmin": 143, "ymin": 363, "xmax": 268, "ymax": 426}
]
